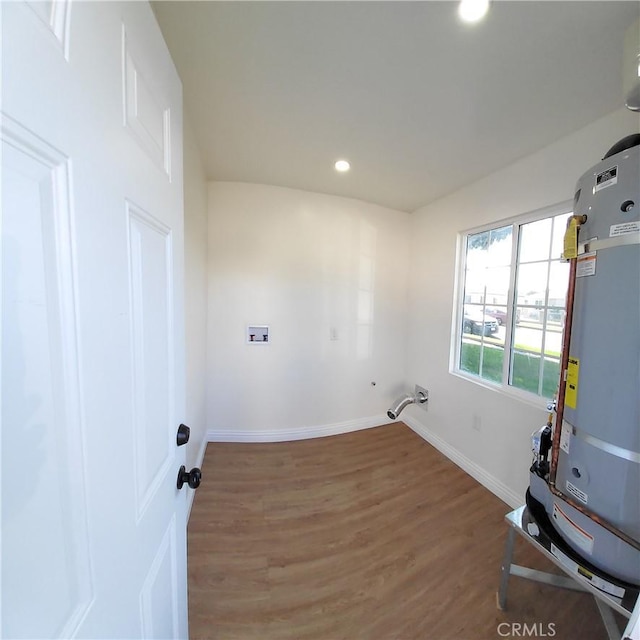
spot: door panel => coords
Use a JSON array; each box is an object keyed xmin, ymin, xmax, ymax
[
  {"xmin": 1, "ymin": 2, "xmax": 187, "ymax": 637},
  {"xmin": 127, "ymin": 202, "xmax": 175, "ymax": 517},
  {"xmin": 123, "ymin": 35, "xmax": 172, "ymax": 178},
  {"xmin": 24, "ymin": 0, "xmax": 71, "ymax": 56},
  {"xmin": 140, "ymin": 516, "xmax": 180, "ymax": 639},
  {"xmin": 1, "ymin": 117, "xmax": 94, "ymax": 640}
]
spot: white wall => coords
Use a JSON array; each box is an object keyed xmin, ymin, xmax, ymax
[
  {"xmin": 404, "ymin": 108, "xmax": 640, "ymax": 506},
  {"xmin": 183, "ymin": 117, "xmax": 208, "ymax": 474},
  {"xmin": 207, "ymin": 182, "xmax": 410, "ymax": 439}
]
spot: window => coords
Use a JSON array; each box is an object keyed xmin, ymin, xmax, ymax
[{"xmin": 454, "ymin": 203, "xmax": 572, "ymax": 400}]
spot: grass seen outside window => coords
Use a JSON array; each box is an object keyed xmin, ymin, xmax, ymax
[{"xmin": 460, "ymin": 341, "xmax": 560, "ymax": 397}]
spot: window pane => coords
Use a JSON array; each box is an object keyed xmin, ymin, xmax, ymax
[
  {"xmin": 510, "ymin": 325, "xmax": 543, "ymax": 393},
  {"xmin": 548, "ymin": 260, "xmax": 569, "ymax": 305},
  {"xmin": 466, "ymin": 226, "xmax": 512, "ymax": 268},
  {"xmin": 517, "ymin": 305, "xmax": 543, "ymax": 324},
  {"xmin": 460, "ymin": 341, "xmax": 480, "ymax": 376},
  {"xmin": 460, "ymin": 224, "xmax": 511, "ymax": 388},
  {"xmin": 464, "ymin": 269, "xmax": 487, "ymax": 303},
  {"xmin": 551, "ymin": 213, "xmax": 572, "ymax": 259},
  {"xmin": 511, "ymin": 350, "xmax": 541, "ymax": 394},
  {"xmin": 456, "ymin": 210, "xmax": 571, "ymax": 400},
  {"xmin": 460, "ymin": 303, "xmax": 502, "ymax": 384},
  {"xmin": 541, "ymin": 356, "xmax": 561, "ymax": 398},
  {"xmin": 464, "ymin": 226, "xmax": 512, "ymax": 306},
  {"xmin": 519, "ymin": 217, "xmax": 552, "ymax": 263},
  {"xmin": 513, "ymin": 324, "xmax": 543, "ymax": 353},
  {"xmin": 543, "ymin": 323, "xmax": 563, "ymax": 359},
  {"xmin": 484, "ymin": 266, "xmax": 511, "ymax": 303},
  {"xmin": 460, "ymin": 338, "xmax": 505, "ymax": 384},
  {"xmin": 516, "ymin": 262, "xmax": 548, "ymax": 306},
  {"xmin": 487, "ymin": 227, "xmax": 513, "ymax": 267},
  {"xmin": 485, "ymin": 305, "xmax": 508, "ymax": 327},
  {"xmin": 546, "ymin": 307, "xmax": 565, "ymax": 333},
  {"xmin": 480, "ymin": 344, "xmax": 504, "ymax": 383},
  {"xmin": 462, "ymin": 305, "xmax": 499, "ymax": 337},
  {"xmin": 466, "ymin": 230, "xmax": 489, "ymax": 260}
]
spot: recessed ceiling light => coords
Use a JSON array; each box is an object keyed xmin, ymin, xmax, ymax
[
  {"xmin": 458, "ymin": 0, "xmax": 490, "ymax": 23},
  {"xmin": 334, "ymin": 160, "xmax": 350, "ymax": 172}
]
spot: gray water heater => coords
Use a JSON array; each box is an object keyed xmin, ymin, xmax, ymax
[{"xmin": 528, "ymin": 134, "xmax": 640, "ymax": 587}]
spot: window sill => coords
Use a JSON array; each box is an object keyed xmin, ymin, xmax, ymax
[{"xmin": 449, "ymin": 369, "xmax": 552, "ymax": 412}]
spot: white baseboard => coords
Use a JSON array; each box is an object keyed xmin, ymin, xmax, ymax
[
  {"xmin": 207, "ymin": 414, "xmax": 392, "ymax": 443},
  {"xmin": 187, "ymin": 434, "xmax": 209, "ymax": 522},
  {"xmin": 402, "ymin": 415, "xmax": 522, "ymax": 509}
]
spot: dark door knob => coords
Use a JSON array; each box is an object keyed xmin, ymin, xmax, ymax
[
  {"xmin": 177, "ymin": 465, "xmax": 201, "ymax": 490},
  {"xmin": 176, "ymin": 424, "xmax": 190, "ymax": 447}
]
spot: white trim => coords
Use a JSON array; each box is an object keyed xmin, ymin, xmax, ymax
[
  {"xmin": 187, "ymin": 435, "xmax": 208, "ymax": 522},
  {"xmin": 207, "ymin": 414, "xmax": 392, "ymax": 443},
  {"xmin": 448, "ymin": 370, "xmax": 550, "ymax": 413},
  {"xmin": 402, "ymin": 415, "xmax": 522, "ymax": 509}
]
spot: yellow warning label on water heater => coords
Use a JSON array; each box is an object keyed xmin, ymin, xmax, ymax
[
  {"xmin": 563, "ymin": 217, "xmax": 579, "ymax": 259},
  {"xmin": 565, "ymin": 357, "xmax": 579, "ymax": 409}
]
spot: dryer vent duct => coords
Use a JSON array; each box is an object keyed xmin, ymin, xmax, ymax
[{"xmin": 387, "ymin": 386, "xmax": 428, "ymax": 420}]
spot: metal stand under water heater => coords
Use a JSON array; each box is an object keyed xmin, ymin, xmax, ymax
[{"xmin": 527, "ymin": 133, "xmax": 640, "ymax": 592}]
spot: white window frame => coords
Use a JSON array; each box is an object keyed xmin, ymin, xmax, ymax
[{"xmin": 451, "ymin": 199, "xmax": 573, "ymax": 406}]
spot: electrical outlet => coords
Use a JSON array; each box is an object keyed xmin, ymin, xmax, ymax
[{"xmin": 472, "ymin": 414, "xmax": 482, "ymax": 432}]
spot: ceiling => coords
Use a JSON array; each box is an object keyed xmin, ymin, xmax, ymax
[{"xmin": 152, "ymin": 1, "xmax": 639, "ymax": 212}]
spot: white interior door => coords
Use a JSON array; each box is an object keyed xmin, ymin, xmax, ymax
[{"xmin": 1, "ymin": 2, "xmax": 189, "ymax": 637}]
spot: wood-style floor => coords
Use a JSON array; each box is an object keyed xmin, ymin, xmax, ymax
[{"xmin": 188, "ymin": 423, "xmax": 619, "ymax": 639}]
